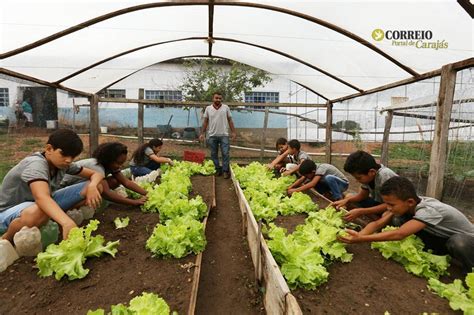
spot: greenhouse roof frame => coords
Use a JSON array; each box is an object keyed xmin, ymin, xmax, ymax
[
  {"xmin": 1, "ymin": 0, "xmax": 473, "ymax": 103},
  {"xmin": 380, "ymin": 87, "xmax": 474, "ymax": 113}
]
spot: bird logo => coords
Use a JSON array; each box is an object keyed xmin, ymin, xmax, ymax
[{"xmin": 372, "ymin": 29, "xmax": 384, "ymax": 41}]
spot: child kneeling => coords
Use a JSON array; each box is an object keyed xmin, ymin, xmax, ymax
[
  {"xmin": 0, "ymin": 129, "xmax": 103, "ymax": 244},
  {"xmin": 287, "ymin": 160, "xmax": 348, "ymax": 201},
  {"xmin": 339, "ymin": 176, "xmax": 474, "ymax": 273}
]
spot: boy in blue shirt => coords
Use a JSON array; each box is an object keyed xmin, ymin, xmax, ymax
[{"xmin": 0, "ymin": 129, "xmax": 103, "ymax": 244}]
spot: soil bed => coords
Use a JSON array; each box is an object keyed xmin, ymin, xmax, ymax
[
  {"xmin": 293, "ymin": 243, "xmax": 457, "ymax": 314},
  {"xmin": 0, "ymin": 205, "xmax": 195, "ymax": 314},
  {"xmin": 236, "ymin": 181, "xmax": 458, "ymax": 314},
  {"xmin": 0, "ymin": 175, "xmax": 216, "ymax": 314}
]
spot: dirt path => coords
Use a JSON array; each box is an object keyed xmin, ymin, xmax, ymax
[{"xmin": 195, "ymin": 176, "xmax": 264, "ymax": 315}]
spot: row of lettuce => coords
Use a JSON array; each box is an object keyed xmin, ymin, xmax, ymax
[
  {"xmin": 232, "ymin": 162, "xmax": 473, "ymax": 314},
  {"xmin": 35, "ymin": 160, "xmax": 216, "ymax": 315},
  {"xmin": 141, "ymin": 161, "xmax": 214, "ymax": 258}
]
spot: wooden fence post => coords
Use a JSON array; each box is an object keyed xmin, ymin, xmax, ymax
[
  {"xmin": 89, "ymin": 94, "xmax": 99, "ymax": 156},
  {"xmin": 325, "ymin": 101, "xmax": 333, "ymax": 164},
  {"xmin": 138, "ymin": 88, "xmax": 144, "ymax": 145},
  {"xmin": 426, "ymin": 64, "xmax": 456, "ymax": 199},
  {"xmin": 380, "ymin": 110, "xmax": 393, "ymax": 166}
]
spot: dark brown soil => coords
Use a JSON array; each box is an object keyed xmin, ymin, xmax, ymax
[
  {"xmin": 0, "ymin": 206, "xmax": 195, "ymax": 314},
  {"xmin": 0, "ymin": 175, "xmax": 217, "ymax": 315},
  {"xmin": 273, "ymin": 192, "xmax": 332, "ymax": 234},
  {"xmin": 248, "ymin": 182, "xmax": 458, "ymax": 314},
  {"xmin": 195, "ymin": 175, "xmax": 264, "ymax": 315},
  {"xmin": 274, "ymin": 214, "xmax": 307, "ymax": 234},
  {"xmin": 293, "ymin": 243, "xmax": 457, "ymax": 314},
  {"xmin": 190, "ymin": 175, "xmax": 214, "ymax": 206}
]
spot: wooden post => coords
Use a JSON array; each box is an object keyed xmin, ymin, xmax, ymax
[
  {"xmin": 260, "ymin": 108, "xmax": 269, "ymax": 161},
  {"xmin": 325, "ymin": 101, "xmax": 333, "ymax": 164},
  {"xmin": 255, "ymin": 220, "xmax": 263, "ymax": 284},
  {"xmin": 426, "ymin": 64, "xmax": 456, "ymax": 199},
  {"xmin": 72, "ymin": 98, "xmax": 76, "ymax": 132},
  {"xmin": 138, "ymin": 88, "xmax": 144, "ymax": 145},
  {"xmin": 380, "ymin": 110, "xmax": 394, "ymax": 166},
  {"xmin": 89, "ymin": 94, "xmax": 99, "ymax": 156}
]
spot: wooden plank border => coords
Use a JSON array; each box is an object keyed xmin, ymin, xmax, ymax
[
  {"xmin": 230, "ymin": 168, "xmax": 303, "ymax": 315},
  {"xmin": 187, "ymin": 214, "xmax": 208, "ymax": 315},
  {"xmin": 188, "ymin": 175, "xmax": 216, "ymax": 315}
]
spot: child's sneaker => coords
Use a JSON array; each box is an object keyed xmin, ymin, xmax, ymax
[
  {"xmin": 66, "ymin": 209, "xmax": 84, "ymax": 226},
  {"xmin": 13, "ymin": 226, "xmax": 42, "ymax": 257},
  {"xmin": 0, "ymin": 239, "xmax": 19, "ymax": 272}
]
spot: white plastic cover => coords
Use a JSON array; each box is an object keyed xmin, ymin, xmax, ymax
[
  {"xmin": 1, "ymin": 0, "xmax": 472, "ymax": 99},
  {"xmin": 381, "ymin": 88, "xmax": 474, "ymax": 112}
]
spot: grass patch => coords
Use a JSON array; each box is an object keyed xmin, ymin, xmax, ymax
[
  {"xmin": 23, "ymin": 138, "xmax": 43, "ymax": 146},
  {"xmin": 373, "ymin": 142, "xmax": 474, "ymax": 178},
  {"xmin": 18, "ymin": 138, "xmax": 44, "ymax": 152}
]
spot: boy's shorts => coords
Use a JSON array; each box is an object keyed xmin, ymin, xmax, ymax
[{"xmin": 0, "ymin": 181, "xmax": 87, "ymax": 230}]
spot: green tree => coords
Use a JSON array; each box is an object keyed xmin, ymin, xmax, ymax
[
  {"xmin": 333, "ymin": 120, "xmax": 361, "ymax": 132},
  {"xmin": 179, "ymin": 58, "xmax": 272, "ymax": 102}
]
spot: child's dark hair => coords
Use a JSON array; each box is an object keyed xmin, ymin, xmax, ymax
[
  {"xmin": 380, "ymin": 177, "xmax": 420, "ymax": 202},
  {"xmin": 132, "ymin": 138, "xmax": 163, "ymax": 165},
  {"xmin": 275, "ymin": 138, "xmax": 287, "ymax": 150},
  {"xmin": 344, "ymin": 150, "xmax": 380, "ymax": 175},
  {"xmin": 93, "ymin": 142, "xmax": 128, "ymax": 169},
  {"xmin": 288, "ymin": 139, "xmax": 301, "ymax": 150},
  {"xmin": 299, "ymin": 159, "xmax": 316, "ymax": 175},
  {"xmin": 47, "ymin": 129, "xmax": 83, "ymax": 157}
]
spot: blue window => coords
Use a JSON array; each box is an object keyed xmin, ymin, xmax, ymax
[
  {"xmin": 244, "ymin": 92, "xmax": 279, "ymax": 109},
  {"xmin": 145, "ymin": 90, "xmax": 182, "ymax": 101}
]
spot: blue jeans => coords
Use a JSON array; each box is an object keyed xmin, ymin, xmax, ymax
[
  {"xmin": 130, "ymin": 160, "xmax": 161, "ymax": 177},
  {"xmin": 315, "ymin": 175, "xmax": 349, "ymax": 200},
  {"xmin": 208, "ymin": 136, "xmax": 230, "ymax": 173},
  {"xmin": 0, "ymin": 181, "xmax": 87, "ymax": 230}
]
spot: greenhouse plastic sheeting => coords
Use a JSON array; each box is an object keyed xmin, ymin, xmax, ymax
[{"xmin": 1, "ymin": 0, "xmax": 472, "ymax": 98}]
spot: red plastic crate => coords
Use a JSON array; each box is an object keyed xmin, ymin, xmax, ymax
[{"xmin": 183, "ymin": 150, "xmax": 206, "ymax": 164}]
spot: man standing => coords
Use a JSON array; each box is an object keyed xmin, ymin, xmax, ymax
[{"xmin": 199, "ymin": 92, "xmax": 237, "ymax": 179}]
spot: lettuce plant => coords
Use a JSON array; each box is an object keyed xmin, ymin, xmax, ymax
[
  {"xmin": 36, "ymin": 220, "xmax": 119, "ymax": 280},
  {"xmin": 428, "ymin": 271, "xmax": 474, "ymax": 314},
  {"xmin": 371, "ymin": 226, "xmax": 450, "ymax": 279},
  {"xmin": 87, "ymin": 292, "xmax": 176, "ymax": 315},
  {"xmin": 232, "ymin": 162, "xmax": 316, "ymax": 221},
  {"xmin": 266, "ymin": 206, "xmax": 352, "ymax": 289},
  {"xmin": 146, "ymin": 216, "xmax": 206, "ymax": 258},
  {"xmin": 114, "ymin": 217, "xmax": 130, "ymax": 229}
]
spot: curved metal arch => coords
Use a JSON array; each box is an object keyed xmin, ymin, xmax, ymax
[
  {"xmin": 55, "ymin": 36, "xmax": 362, "ymax": 93},
  {"xmin": 0, "ymin": 1, "xmax": 419, "ymax": 78},
  {"xmin": 81, "ymin": 54, "xmax": 330, "ymax": 101}
]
